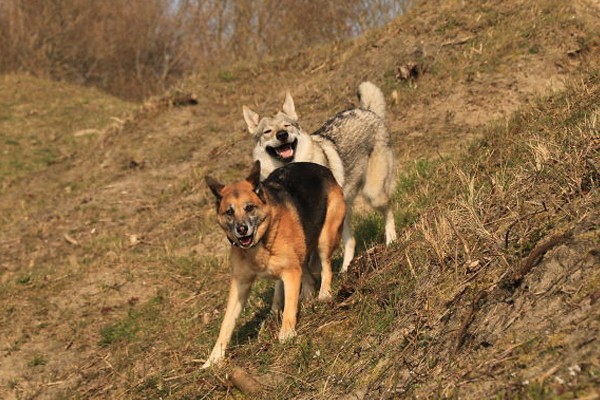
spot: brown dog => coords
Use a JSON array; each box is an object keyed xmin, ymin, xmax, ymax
[{"xmin": 202, "ymin": 161, "xmax": 345, "ymax": 368}]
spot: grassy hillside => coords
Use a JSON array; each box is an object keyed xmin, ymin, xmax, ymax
[
  {"xmin": 0, "ymin": 74, "xmax": 134, "ymax": 187},
  {"xmin": 0, "ymin": 0, "xmax": 599, "ymax": 398}
]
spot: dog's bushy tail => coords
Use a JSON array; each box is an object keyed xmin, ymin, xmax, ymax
[{"xmin": 357, "ymin": 81, "xmax": 386, "ymax": 120}]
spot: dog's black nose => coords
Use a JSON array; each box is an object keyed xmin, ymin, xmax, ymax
[
  {"xmin": 236, "ymin": 224, "xmax": 248, "ymax": 235},
  {"xmin": 276, "ymin": 130, "xmax": 288, "ymax": 141}
]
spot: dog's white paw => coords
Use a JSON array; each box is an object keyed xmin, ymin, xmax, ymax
[
  {"xmin": 201, "ymin": 357, "xmax": 222, "ymax": 369},
  {"xmin": 385, "ymin": 217, "xmax": 397, "ymax": 245},
  {"xmin": 385, "ymin": 232, "xmax": 397, "ymax": 245},
  {"xmin": 318, "ymin": 290, "xmax": 332, "ymax": 301},
  {"xmin": 201, "ymin": 349, "xmax": 225, "ymax": 369},
  {"xmin": 278, "ymin": 329, "xmax": 297, "ymax": 343}
]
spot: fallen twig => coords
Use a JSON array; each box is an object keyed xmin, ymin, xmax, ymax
[
  {"xmin": 454, "ymin": 290, "xmax": 488, "ymax": 353},
  {"xmin": 441, "ymin": 36, "xmax": 474, "ymax": 47},
  {"xmin": 507, "ymin": 229, "xmax": 573, "ymax": 288},
  {"xmin": 64, "ymin": 233, "xmax": 79, "ymax": 246},
  {"xmin": 504, "ymin": 204, "xmax": 548, "ymax": 249},
  {"xmin": 228, "ymin": 366, "xmax": 263, "ymax": 395}
]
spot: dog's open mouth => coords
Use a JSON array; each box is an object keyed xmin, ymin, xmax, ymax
[
  {"xmin": 267, "ymin": 138, "xmax": 298, "ymax": 162},
  {"xmin": 238, "ymin": 235, "xmax": 254, "ymax": 248}
]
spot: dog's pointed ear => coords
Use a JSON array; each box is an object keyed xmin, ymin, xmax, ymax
[
  {"xmin": 282, "ymin": 91, "xmax": 298, "ymax": 121},
  {"xmin": 246, "ymin": 161, "xmax": 266, "ymax": 202},
  {"xmin": 246, "ymin": 160, "xmax": 261, "ymax": 189},
  {"xmin": 205, "ymin": 175, "xmax": 224, "ymax": 201},
  {"xmin": 243, "ymin": 105, "xmax": 260, "ymax": 134}
]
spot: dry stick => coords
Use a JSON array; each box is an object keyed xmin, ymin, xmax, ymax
[
  {"xmin": 228, "ymin": 366, "xmax": 263, "ymax": 395},
  {"xmin": 405, "ymin": 253, "xmax": 417, "ymax": 279},
  {"xmin": 64, "ymin": 233, "xmax": 79, "ymax": 246},
  {"xmin": 433, "ymin": 35, "xmax": 476, "ymax": 63},
  {"xmin": 504, "ymin": 204, "xmax": 548, "ymax": 249},
  {"xmin": 454, "ymin": 290, "xmax": 488, "ymax": 353},
  {"xmin": 509, "ymin": 229, "xmax": 573, "ymax": 286},
  {"xmin": 441, "ymin": 35, "xmax": 475, "ymax": 47}
]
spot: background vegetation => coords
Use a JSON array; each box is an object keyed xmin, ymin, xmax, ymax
[{"xmin": 0, "ymin": 0, "xmax": 412, "ymax": 100}]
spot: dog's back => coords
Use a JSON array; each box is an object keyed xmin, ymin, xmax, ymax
[{"xmin": 264, "ymin": 162, "xmax": 339, "ymax": 248}]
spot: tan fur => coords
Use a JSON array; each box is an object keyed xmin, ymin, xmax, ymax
[
  {"xmin": 316, "ymin": 184, "xmax": 345, "ymax": 299},
  {"xmin": 202, "ymin": 163, "xmax": 345, "ymax": 368}
]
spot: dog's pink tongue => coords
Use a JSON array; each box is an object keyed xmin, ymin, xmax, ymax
[{"xmin": 278, "ymin": 146, "xmax": 293, "ymax": 159}]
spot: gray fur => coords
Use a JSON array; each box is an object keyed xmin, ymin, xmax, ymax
[{"xmin": 244, "ymin": 81, "xmax": 397, "ymax": 271}]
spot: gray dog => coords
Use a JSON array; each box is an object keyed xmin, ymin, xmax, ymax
[{"xmin": 243, "ymin": 82, "xmax": 397, "ymax": 271}]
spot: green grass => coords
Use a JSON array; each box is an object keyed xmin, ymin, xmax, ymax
[
  {"xmin": 99, "ymin": 294, "xmax": 166, "ymax": 347},
  {"xmin": 27, "ymin": 354, "xmax": 47, "ymax": 367},
  {"xmin": 218, "ymin": 70, "xmax": 236, "ymax": 82},
  {"xmin": 99, "ymin": 317, "xmax": 139, "ymax": 347},
  {"xmin": 353, "ymin": 212, "xmax": 384, "ymax": 250},
  {"xmin": 353, "ymin": 159, "xmax": 437, "ymax": 251},
  {"xmin": 16, "ymin": 275, "xmax": 31, "ymax": 285}
]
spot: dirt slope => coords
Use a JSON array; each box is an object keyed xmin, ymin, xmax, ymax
[{"xmin": 0, "ymin": 0, "xmax": 599, "ymax": 398}]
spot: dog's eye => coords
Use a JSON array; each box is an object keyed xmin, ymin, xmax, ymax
[
  {"xmin": 224, "ymin": 207, "xmax": 234, "ymax": 216},
  {"xmin": 263, "ymin": 129, "xmax": 272, "ymax": 135},
  {"xmin": 244, "ymin": 204, "xmax": 256, "ymax": 213},
  {"xmin": 283, "ymin": 124, "xmax": 291, "ymax": 128}
]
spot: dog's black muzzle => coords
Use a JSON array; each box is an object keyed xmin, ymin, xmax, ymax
[
  {"xmin": 229, "ymin": 221, "xmax": 255, "ymax": 248},
  {"xmin": 236, "ymin": 223, "xmax": 248, "ymax": 236},
  {"xmin": 266, "ymin": 137, "xmax": 298, "ymax": 163},
  {"xmin": 276, "ymin": 130, "xmax": 288, "ymax": 141}
]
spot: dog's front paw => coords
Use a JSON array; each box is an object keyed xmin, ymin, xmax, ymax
[
  {"xmin": 318, "ymin": 289, "xmax": 332, "ymax": 301},
  {"xmin": 385, "ymin": 231, "xmax": 397, "ymax": 245},
  {"xmin": 201, "ymin": 348, "xmax": 225, "ymax": 369},
  {"xmin": 201, "ymin": 356, "xmax": 223, "ymax": 369},
  {"xmin": 278, "ymin": 329, "xmax": 297, "ymax": 343}
]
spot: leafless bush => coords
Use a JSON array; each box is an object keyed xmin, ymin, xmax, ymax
[
  {"xmin": 0, "ymin": 0, "xmax": 190, "ymax": 99},
  {"xmin": 0, "ymin": 0, "xmax": 413, "ymax": 100}
]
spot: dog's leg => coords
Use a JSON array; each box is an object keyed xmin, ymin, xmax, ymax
[
  {"xmin": 384, "ymin": 207, "xmax": 397, "ymax": 244},
  {"xmin": 317, "ymin": 252, "xmax": 332, "ymax": 300},
  {"xmin": 300, "ymin": 253, "xmax": 318, "ymax": 300},
  {"xmin": 340, "ymin": 208, "xmax": 356, "ymax": 273},
  {"xmin": 202, "ymin": 269, "xmax": 255, "ymax": 369},
  {"xmin": 272, "ymin": 280, "xmax": 284, "ymax": 313},
  {"xmin": 279, "ymin": 267, "xmax": 301, "ymax": 342},
  {"xmin": 363, "ymin": 144, "xmax": 397, "ymax": 245},
  {"xmin": 318, "ymin": 186, "xmax": 346, "ymax": 298}
]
